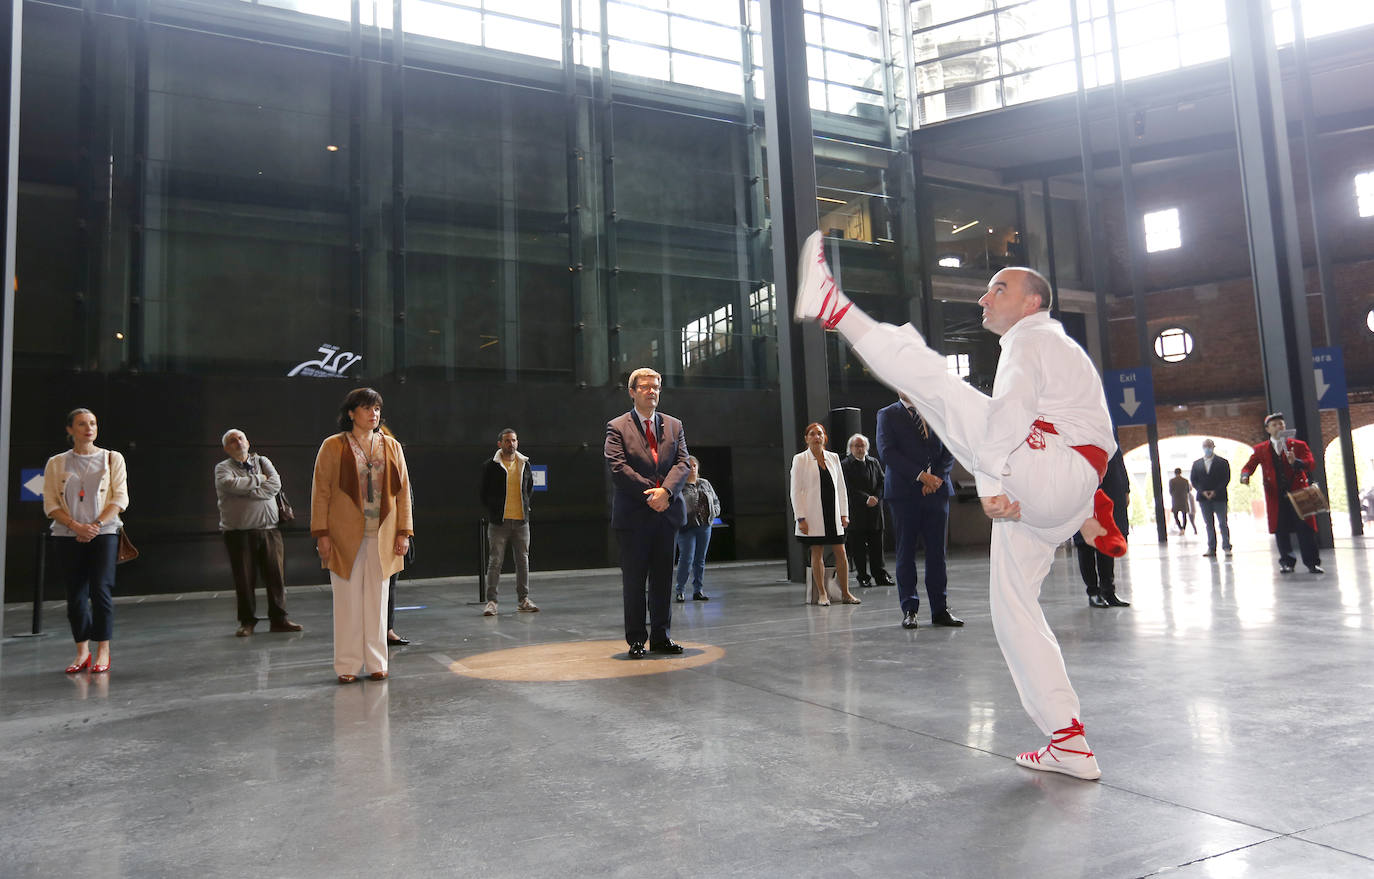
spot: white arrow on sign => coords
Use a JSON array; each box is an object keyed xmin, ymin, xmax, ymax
[
  {"xmin": 23, "ymin": 473, "xmax": 44, "ymax": 497},
  {"xmin": 1314, "ymin": 368, "xmax": 1330, "ymax": 401},
  {"xmin": 1120, "ymin": 388, "xmax": 1141, "ymax": 417}
]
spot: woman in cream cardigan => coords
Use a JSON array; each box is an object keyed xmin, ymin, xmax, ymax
[
  {"xmin": 44, "ymin": 408, "xmax": 129, "ymax": 674},
  {"xmin": 790, "ymin": 422, "xmax": 859, "ymax": 606},
  {"xmin": 312, "ymin": 387, "xmax": 413, "ymax": 683}
]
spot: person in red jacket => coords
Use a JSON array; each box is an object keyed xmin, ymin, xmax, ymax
[{"xmin": 1239, "ymin": 413, "xmax": 1323, "ymax": 574}]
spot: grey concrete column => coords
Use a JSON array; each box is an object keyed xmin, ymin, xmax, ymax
[{"xmin": 1225, "ymin": 0, "xmax": 1328, "ymax": 543}]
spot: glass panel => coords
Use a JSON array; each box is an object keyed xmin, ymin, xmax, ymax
[
  {"xmin": 1119, "ymin": 38, "xmax": 1180, "ymax": 80},
  {"xmin": 997, "ymin": 0, "xmax": 1073, "ymax": 38},
  {"xmin": 609, "ymin": 40, "xmax": 671, "ymax": 80},
  {"xmin": 1002, "ymin": 60, "xmax": 1079, "ymax": 106},
  {"xmin": 927, "ymin": 183, "xmax": 1023, "ymax": 274},
  {"xmin": 804, "ymin": 11, "xmax": 823, "ymax": 44},
  {"xmin": 1002, "ymin": 27, "xmax": 1077, "ymax": 74},
  {"xmin": 485, "ymin": 0, "xmax": 562, "ymax": 25},
  {"xmin": 404, "ymin": 0, "xmax": 482, "ymax": 45},
  {"xmin": 486, "ymin": 17, "xmax": 563, "ymax": 62},
  {"xmin": 827, "ymin": 82, "xmax": 884, "ymax": 119},
  {"xmin": 674, "ymin": 54, "xmax": 743, "ymax": 93},
  {"xmin": 912, "ymin": 14, "xmax": 998, "ymax": 65},
  {"xmin": 825, "ymin": 50, "xmax": 883, "ymax": 91},
  {"xmin": 258, "ymin": 0, "xmax": 351, "ymax": 23},
  {"xmin": 1179, "ymin": 25, "xmax": 1228, "ymax": 67},
  {"xmin": 671, "ymin": 0, "xmax": 741, "ymax": 25},
  {"xmin": 826, "ymin": 0, "xmax": 882, "ymax": 28},
  {"xmin": 672, "ymin": 18, "xmax": 742, "ymax": 63},
  {"xmin": 910, "ymin": 0, "xmax": 995, "ymax": 31},
  {"xmin": 607, "ymin": 2, "xmax": 670, "ymax": 43},
  {"xmin": 1115, "ymin": 1, "xmax": 1178, "ymax": 48},
  {"xmin": 821, "ymin": 17, "xmax": 880, "ymax": 58}
]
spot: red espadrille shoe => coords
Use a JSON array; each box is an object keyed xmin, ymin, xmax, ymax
[{"xmin": 1015, "ymin": 718, "xmax": 1101, "ymax": 780}]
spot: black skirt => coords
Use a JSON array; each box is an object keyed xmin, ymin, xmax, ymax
[{"xmin": 797, "ymin": 463, "xmax": 841, "ymax": 545}]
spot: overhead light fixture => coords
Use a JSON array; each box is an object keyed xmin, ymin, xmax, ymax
[
  {"xmin": 938, "ymin": 256, "xmax": 961, "ymax": 268},
  {"xmin": 325, "ymin": 144, "xmax": 340, "ymax": 152},
  {"xmin": 950, "ymin": 220, "xmax": 980, "ymax": 235},
  {"xmin": 817, "ymin": 196, "xmax": 846, "ymax": 205}
]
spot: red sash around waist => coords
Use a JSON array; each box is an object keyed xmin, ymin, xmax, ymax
[{"xmin": 1028, "ymin": 419, "xmax": 1108, "ymax": 482}]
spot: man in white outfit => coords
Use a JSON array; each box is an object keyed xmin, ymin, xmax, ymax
[{"xmin": 793, "ymin": 231, "xmax": 1125, "ymax": 780}]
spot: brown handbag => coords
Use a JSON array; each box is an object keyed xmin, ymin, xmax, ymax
[
  {"xmin": 1287, "ymin": 484, "xmax": 1329, "ymax": 519},
  {"xmin": 116, "ymin": 528, "xmax": 139, "ymax": 564},
  {"xmin": 276, "ymin": 488, "xmax": 295, "ymax": 524}
]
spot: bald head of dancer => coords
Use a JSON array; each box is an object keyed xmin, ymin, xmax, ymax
[{"xmin": 978, "ymin": 268, "xmax": 1051, "ymax": 336}]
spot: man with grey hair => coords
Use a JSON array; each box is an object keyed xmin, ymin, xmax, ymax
[
  {"xmin": 215, "ymin": 429, "xmax": 301, "ymax": 636},
  {"xmin": 605, "ymin": 367, "xmax": 691, "ymax": 658},
  {"xmin": 841, "ymin": 432, "xmax": 892, "ymax": 589},
  {"xmin": 795, "ymin": 232, "xmax": 1125, "ymax": 780}
]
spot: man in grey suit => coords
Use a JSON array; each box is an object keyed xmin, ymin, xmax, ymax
[
  {"xmin": 604, "ymin": 367, "xmax": 691, "ymax": 658},
  {"xmin": 1190, "ymin": 438, "xmax": 1232, "ymax": 558}
]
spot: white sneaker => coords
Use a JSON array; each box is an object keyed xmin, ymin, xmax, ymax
[
  {"xmin": 1014, "ymin": 718, "xmax": 1101, "ymax": 780},
  {"xmin": 793, "ymin": 230, "xmax": 852, "ymax": 329},
  {"xmin": 518, "ymin": 598, "xmax": 539, "ymax": 613},
  {"xmin": 482, "ymin": 600, "xmax": 498, "ymax": 616}
]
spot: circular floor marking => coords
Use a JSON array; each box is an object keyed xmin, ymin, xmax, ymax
[{"xmin": 449, "ymin": 640, "xmax": 724, "ymax": 681}]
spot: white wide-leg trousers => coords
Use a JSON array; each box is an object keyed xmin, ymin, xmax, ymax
[
  {"xmin": 852, "ymin": 322, "xmax": 1098, "ymax": 733},
  {"xmin": 331, "ymin": 535, "xmax": 388, "ymax": 677}
]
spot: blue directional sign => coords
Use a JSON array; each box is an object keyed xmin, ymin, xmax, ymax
[
  {"xmin": 530, "ymin": 464, "xmax": 549, "ymax": 492},
  {"xmin": 1312, "ymin": 346, "xmax": 1347, "ymax": 410},
  {"xmin": 1105, "ymin": 368, "xmax": 1156, "ymax": 426},
  {"xmin": 19, "ymin": 468, "xmax": 44, "ymax": 501}
]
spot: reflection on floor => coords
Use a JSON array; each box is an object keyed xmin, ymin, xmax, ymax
[{"xmin": 3, "ymin": 536, "xmax": 1373, "ymax": 877}]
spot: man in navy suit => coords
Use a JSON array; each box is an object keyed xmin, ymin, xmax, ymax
[
  {"xmin": 1190, "ymin": 438, "xmax": 1232, "ymax": 558},
  {"xmin": 877, "ymin": 392, "xmax": 962, "ymax": 630},
  {"xmin": 604, "ymin": 367, "xmax": 691, "ymax": 658}
]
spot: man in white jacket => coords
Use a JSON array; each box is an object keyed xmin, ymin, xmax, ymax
[{"xmin": 793, "ymin": 231, "xmax": 1125, "ymax": 781}]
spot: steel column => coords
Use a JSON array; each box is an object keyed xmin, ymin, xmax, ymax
[
  {"xmin": 348, "ymin": 0, "xmax": 364, "ymax": 360},
  {"xmin": 1291, "ymin": 0, "xmax": 1360, "ymax": 537},
  {"xmin": 0, "ymin": 0, "xmax": 22, "ymax": 632},
  {"xmin": 760, "ymin": 0, "xmax": 829, "ymax": 583},
  {"xmin": 128, "ymin": 0, "xmax": 149, "ymax": 372},
  {"xmin": 1107, "ymin": 0, "xmax": 1168, "ymax": 542},
  {"xmin": 390, "ymin": 0, "xmax": 407, "ymax": 381},
  {"xmin": 1224, "ymin": 0, "xmax": 1327, "ymax": 542}
]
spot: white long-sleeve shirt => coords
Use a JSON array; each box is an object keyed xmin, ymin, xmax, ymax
[{"xmin": 974, "ymin": 311, "xmax": 1117, "ymax": 497}]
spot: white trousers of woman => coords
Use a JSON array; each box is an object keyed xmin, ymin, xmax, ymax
[
  {"xmin": 331, "ymin": 534, "xmax": 388, "ymax": 677},
  {"xmin": 852, "ymin": 322, "xmax": 1097, "ymax": 734}
]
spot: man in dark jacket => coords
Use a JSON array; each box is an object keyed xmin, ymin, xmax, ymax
[
  {"xmin": 1074, "ymin": 448, "xmax": 1131, "ymax": 607},
  {"xmin": 1190, "ymin": 438, "xmax": 1232, "ymax": 558},
  {"xmin": 841, "ymin": 433, "xmax": 893, "ymax": 588},
  {"xmin": 478, "ymin": 428, "xmax": 537, "ymax": 615},
  {"xmin": 876, "ymin": 393, "xmax": 961, "ymax": 630}
]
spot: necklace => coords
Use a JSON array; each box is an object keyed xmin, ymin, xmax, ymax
[{"xmin": 348, "ymin": 432, "xmax": 381, "ymax": 503}]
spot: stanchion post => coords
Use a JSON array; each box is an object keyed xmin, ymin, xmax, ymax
[
  {"xmin": 477, "ymin": 517, "xmax": 488, "ymax": 603},
  {"xmin": 32, "ymin": 531, "xmax": 45, "ymax": 634}
]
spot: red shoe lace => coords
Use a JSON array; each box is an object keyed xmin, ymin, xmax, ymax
[
  {"xmin": 814, "ymin": 250, "xmax": 852, "ymax": 330},
  {"xmin": 1019, "ymin": 718, "xmax": 1095, "ymax": 765}
]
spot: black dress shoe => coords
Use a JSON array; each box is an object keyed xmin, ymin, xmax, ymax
[
  {"xmin": 693, "ymin": 593, "xmax": 709, "ymax": 601},
  {"xmin": 1088, "ymin": 593, "xmax": 1111, "ymax": 608},
  {"xmin": 1103, "ymin": 593, "xmax": 1131, "ymax": 607},
  {"xmin": 387, "ymin": 635, "xmax": 410, "ymax": 646},
  {"xmin": 1308, "ymin": 565, "xmax": 1324, "ymax": 574},
  {"xmin": 1279, "ymin": 563, "xmax": 1295, "ymax": 574},
  {"xmin": 901, "ymin": 611, "xmax": 918, "ymax": 630},
  {"xmin": 627, "ymin": 642, "xmax": 647, "ymax": 659},
  {"xmin": 931, "ymin": 610, "xmax": 964, "ymax": 627},
  {"xmin": 650, "ymin": 640, "xmax": 684, "ymax": 654},
  {"xmin": 856, "ymin": 575, "xmax": 873, "ymax": 588},
  {"xmin": 875, "ymin": 573, "xmax": 896, "ymax": 586}
]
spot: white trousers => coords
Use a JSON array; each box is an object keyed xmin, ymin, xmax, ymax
[
  {"xmin": 331, "ymin": 535, "xmax": 388, "ymax": 677},
  {"xmin": 852, "ymin": 322, "xmax": 1098, "ymax": 734}
]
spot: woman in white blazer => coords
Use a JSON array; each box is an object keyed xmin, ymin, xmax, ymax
[{"xmin": 790, "ymin": 422, "xmax": 859, "ymax": 606}]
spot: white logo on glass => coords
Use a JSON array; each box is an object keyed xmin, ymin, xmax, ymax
[{"xmin": 288, "ymin": 344, "xmax": 362, "ymax": 378}]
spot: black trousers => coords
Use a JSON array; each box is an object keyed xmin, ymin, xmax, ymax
[
  {"xmin": 1075, "ymin": 543, "xmax": 1115, "ymax": 595},
  {"xmin": 223, "ymin": 529, "xmax": 288, "ymax": 627},
  {"xmin": 845, "ymin": 525, "xmax": 887, "ymax": 581},
  {"xmin": 1274, "ymin": 497, "xmax": 1320, "ymax": 569},
  {"xmin": 57, "ymin": 534, "xmax": 118, "ymax": 643},
  {"xmin": 617, "ymin": 517, "xmax": 676, "ymax": 647}
]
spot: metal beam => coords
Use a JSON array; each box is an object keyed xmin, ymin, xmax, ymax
[
  {"xmin": 760, "ymin": 0, "xmax": 828, "ymax": 583},
  {"xmin": 0, "ymin": 0, "xmax": 24, "ymax": 629},
  {"xmin": 1225, "ymin": 0, "xmax": 1327, "ymax": 543}
]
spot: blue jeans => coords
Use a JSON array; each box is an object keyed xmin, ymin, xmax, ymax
[
  {"xmin": 1198, "ymin": 498, "xmax": 1231, "ymax": 552},
  {"xmin": 674, "ymin": 525, "xmax": 712, "ymax": 596},
  {"xmin": 57, "ymin": 534, "xmax": 118, "ymax": 643}
]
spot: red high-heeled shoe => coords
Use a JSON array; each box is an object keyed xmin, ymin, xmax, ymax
[
  {"xmin": 90, "ymin": 656, "xmax": 111, "ymax": 674},
  {"xmin": 65, "ymin": 655, "xmax": 91, "ymax": 674}
]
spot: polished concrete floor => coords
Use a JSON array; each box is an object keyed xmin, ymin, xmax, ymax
[{"xmin": 3, "ymin": 531, "xmax": 1373, "ymax": 878}]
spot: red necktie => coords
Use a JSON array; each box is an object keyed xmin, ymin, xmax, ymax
[{"xmin": 645, "ymin": 419, "xmax": 660, "ymax": 485}]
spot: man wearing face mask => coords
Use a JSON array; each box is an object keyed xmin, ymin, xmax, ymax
[
  {"xmin": 1239, "ymin": 413, "xmax": 1322, "ymax": 574},
  {"xmin": 216, "ymin": 429, "xmax": 303, "ymax": 636},
  {"xmin": 1190, "ymin": 439, "xmax": 1232, "ymax": 559}
]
